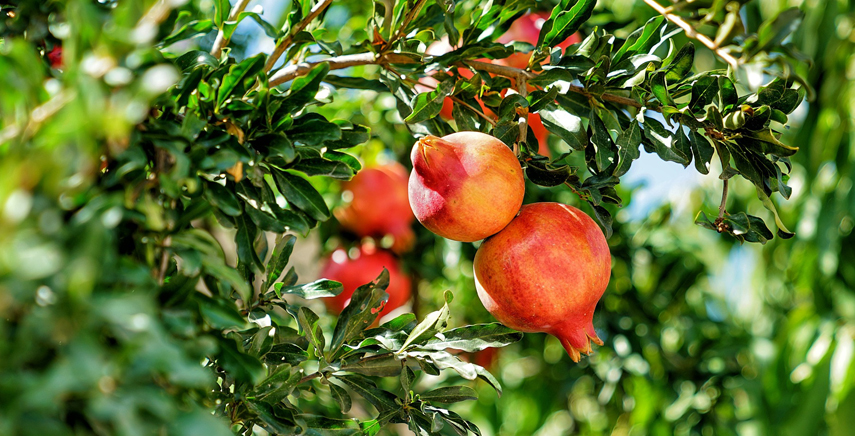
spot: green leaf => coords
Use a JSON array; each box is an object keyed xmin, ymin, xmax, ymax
[
  {"xmin": 650, "ymin": 72, "xmax": 674, "ymax": 106},
  {"xmin": 614, "ymin": 121, "xmax": 642, "ymax": 177},
  {"xmin": 217, "ymin": 54, "xmax": 266, "ymax": 107},
  {"xmin": 266, "ymin": 235, "xmax": 296, "ymax": 287},
  {"xmin": 278, "ymin": 63, "xmax": 330, "ymax": 115},
  {"xmin": 405, "ymin": 79, "xmax": 454, "ymax": 124},
  {"xmin": 272, "ymin": 170, "xmax": 331, "ymax": 221},
  {"xmin": 420, "ymin": 386, "xmax": 478, "ymax": 404},
  {"xmin": 275, "ymin": 279, "xmax": 343, "ymax": 299},
  {"xmin": 265, "ymin": 343, "xmax": 309, "ymax": 366},
  {"xmin": 540, "ymin": 0, "xmax": 597, "ymax": 48},
  {"xmin": 243, "ymin": 201, "xmax": 287, "ymax": 233},
  {"xmin": 162, "ymin": 20, "xmax": 214, "ymax": 47},
  {"xmin": 753, "ymin": 8, "xmax": 804, "ymax": 55},
  {"xmin": 213, "ymin": 0, "xmax": 230, "ymax": 28},
  {"xmin": 420, "ymin": 323, "xmax": 523, "ymax": 352},
  {"xmin": 198, "ymin": 295, "xmax": 247, "ymax": 329},
  {"xmin": 741, "ymin": 129, "xmax": 799, "ymax": 157},
  {"xmin": 399, "ymin": 291, "xmax": 453, "ymax": 351},
  {"xmin": 611, "ymin": 16, "xmax": 665, "ymax": 64},
  {"xmin": 589, "ymin": 108, "xmax": 618, "ymax": 173},
  {"xmin": 297, "ymin": 307, "xmax": 326, "ymax": 357},
  {"xmin": 340, "ymin": 353, "xmax": 404, "ymax": 377},
  {"xmin": 204, "ymin": 180, "xmax": 241, "ymax": 216},
  {"xmin": 661, "ymin": 42, "xmax": 695, "ymax": 83},
  {"xmin": 690, "ymin": 129, "xmax": 715, "ymax": 175},
  {"xmin": 540, "ymin": 102, "xmax": 587, "ymax": 150},
  {"xmin": 329, "ymin": 382, "xmax": 353, "ymax": 414},
  {"xmin": 336, "ymin": 374, "xmax": 400, "ymax": 413},
  {"xmin": 217, "ymin": 335, "xmax": 266, "ymax": 386},
  {"xmin": 525, "ymin": 159, "xmax": 577, "ymax": 187},
  {"xmin": 254, "ymin": 364, "xmax": 303, "ymax": 401},
  {"xmin": 689, "ymin": 75, "xmax": 720, "ymax": 113},
  {"xmin": 329, "ymin": 270, "xmax": 391, "ymax": 359},
  {"xmin": 756, "ymin": 187, "xmax": 795, "ymax": 239},
  {"xmin": 642, "ymin": 117, "xmax": 690, "ymax": 166},
  {"xmin": 323, "ymin": 75, "xmax": 387, "ymax": 91},
  {"xmin": 235, "ymin": 212, "xmax": 265, "ymax": 272}
]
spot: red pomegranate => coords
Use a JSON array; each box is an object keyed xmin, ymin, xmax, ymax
[
  {"xmin": 408, "ymin": 132, "xmax": 524, "ymax": 242},
  {"xmin": 334, "ymin": 163, "xmax": 416, "ymax": 253},
  {"xmin": 473, "ymin": 203, "xmax": 611, "ymax": 362},
  {"xmin": 320, "ymin": 245, "xmax": 411, "ymax": 319},
  {"xmin": 47, "ymin": 46, "xmax": 63, "ymax": 68}
]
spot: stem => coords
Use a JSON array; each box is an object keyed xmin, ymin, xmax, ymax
[
  {"xmin": 643, "ymin": 0, "xmax": 739, "ymax": 70},
  {"xmin": 210, "ymin": 0, "xmax": 253, "ymax": 58},
  {"xmin": 450, "ymin": 96, "xmax": 497, "ymax": 127},
  {"xmin": 712, "ymin": 140, "xmax": 730, "ymax": 219},
  {"xmin": 270, "ymin": 53, "xmax": 378, "ymax": 86},
  {"xmin": 516, "ymin": 75, "xmax": 528, "ymax": 155},
  {"xmin": 299, "ymin": 372, "xmax": 321, "ymax": 385},
  {"xmin": 386, "ymin": 0, "xmax": 429, "ymax": 49},
  {"xmin": 264, "ymin": 0, "xmax": 334, "ymax": 72}
]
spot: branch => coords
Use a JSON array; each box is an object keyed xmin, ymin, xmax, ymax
[
  {"xmin": 264, "ymin": 0, "xmax": 334, "ymax": 72},
  {"xmin": 643, "ymin": 0, "xmax": 739, "ymax": 70},
  {"xmin": 210, "ymin": 0, "xmax": 253, "ymax": 59},
  {"xmin": 269, "ymin": 52, "xmax": 418, "ymax": 87}
]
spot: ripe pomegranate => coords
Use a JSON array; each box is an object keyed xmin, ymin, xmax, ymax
[
  {"xmin": 496, "ymin": 11, "xmax": 583, "ymax": 70},
  {"xmin": 334, "ymin": 163, "xmax": 416, "ymax": 253},
  {"xmin": 47, "ymin": 46, "xmax": 62, "ymax": 68},
  {"xmin": 473, "ymin": 203, "xmax": 611, "ymax": 362},
  {"xmin": 408, "ymin": 132, "xmax": 524, "ymax": 242},
  {"xmin": 320, "ymin": 245, "xmax": 411, "ymax": 320}
]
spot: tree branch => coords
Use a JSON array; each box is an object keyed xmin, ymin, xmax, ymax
[
  {"xmin": 643, "ymin": 0, "xmax": 739, "ymax": 70},
  {"xmin": 210, "ymin": 0, "xmax": 253, "ymax": 59},
  {"xmin": 268, "ymin": 52, "xmax": 418, "ymax": 86},
  {"xmin": 264, "ymin": 0, "xmax": 334, "ymax": 72}
]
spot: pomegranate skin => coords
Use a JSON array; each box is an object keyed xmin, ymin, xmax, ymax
[
  {"xmin": 320, "ymin": 246, "xmax": 412, "ymax": 320},
  {"xmin": 334, "ymin": 163, "xmax": 416, "ymax": 253},
  {"xmin": 473, "ymin": 202, "xmax": 611, "ymax": 362},
  {"xmin": 408, "ymin": 132, "xmax": 524, "ymax": 242}
]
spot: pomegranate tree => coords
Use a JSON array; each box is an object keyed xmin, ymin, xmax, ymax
[
  {"xmin": 473, "ymin": 202, "xmax": 611, "ymax": 362},
  {"xmin": 408, "ymin": 131, "xmax": 524, "ymax": 242}
]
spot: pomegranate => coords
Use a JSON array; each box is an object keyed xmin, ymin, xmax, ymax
[
  {"xmin": 473, "ymin": 203, "xmax": 611, "ymax": 362},
  {"xmin": 496, "ymin": 11, "xmax": 583, "ymax": 71},
  {"xmin": 408, "ymin": 131, "xmax": 524, "ymax": 242},
  {"xmin": 320, "ymin": 245, "xmax": 411, "ymax": 320},
  {"xmin": 47, "ymin": 46, "xmax": 62, "ymax": 68},
  {"xmin": 334, "ymin": 163, "xmax": 416, "ymax": 253}
]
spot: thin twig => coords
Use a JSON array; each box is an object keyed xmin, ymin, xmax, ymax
[
  {"xmin": 385, "ymin": 0, "xmax": 429, "ymax": 49},
  {"xmin": 264, "ymin": 0, "xmax": 334, "ymax": 72},
  {"xmin": 211, "ymin": 0, "xmax": 254, "ymax": 58},
  {"xmin": 450, "ymin": 96, "xmax": 497, "ymax": 127},
  {"xmin": 269, "ymin": 52, "xmax": 419, "ymax": 86},
  {"xmin": 516, "ymin": 75, "xmax": 528, "ymax": 155},
  {"xmin": 643, "ymin": 0, "xmax": 739, "ymax": 70},
  {"xmin": 299, "ymin": 372, "xmax": 322, "ymax": 385},
  {"xmin": 157, "ymin": 236, "xmax": 172, "ymax": 285}
]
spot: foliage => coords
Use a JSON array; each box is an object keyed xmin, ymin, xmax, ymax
[{"xmin": 1, "ymin": 0, "xmax": 845, "ymax": 435}]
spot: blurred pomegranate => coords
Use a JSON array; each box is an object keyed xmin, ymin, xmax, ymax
[
  {"xmin": 47, "ymin": 46, "xmax": 62, "ymax": 68},
  {"xmin": 335, "ymin": 163, "xmax": 416, "ymax": 253},
  {"xmin": 320, "ymin": 245, "xmax": 412, "ymax": 320}
]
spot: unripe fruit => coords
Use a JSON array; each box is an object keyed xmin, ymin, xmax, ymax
[
  {"xmin": 408, "ymin": 132, "xmax": 525, "ymax": 242},
  {"xmin": 320, "ymin": 245, "xmax": 412, "ymax": 320},
  {"xmin": 473, "ymin": 203, "xmax": 611, "ymax": 362},
  {"xmin": 334, "ymin": 163, "xmax": 416, "ymax": 253}
]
